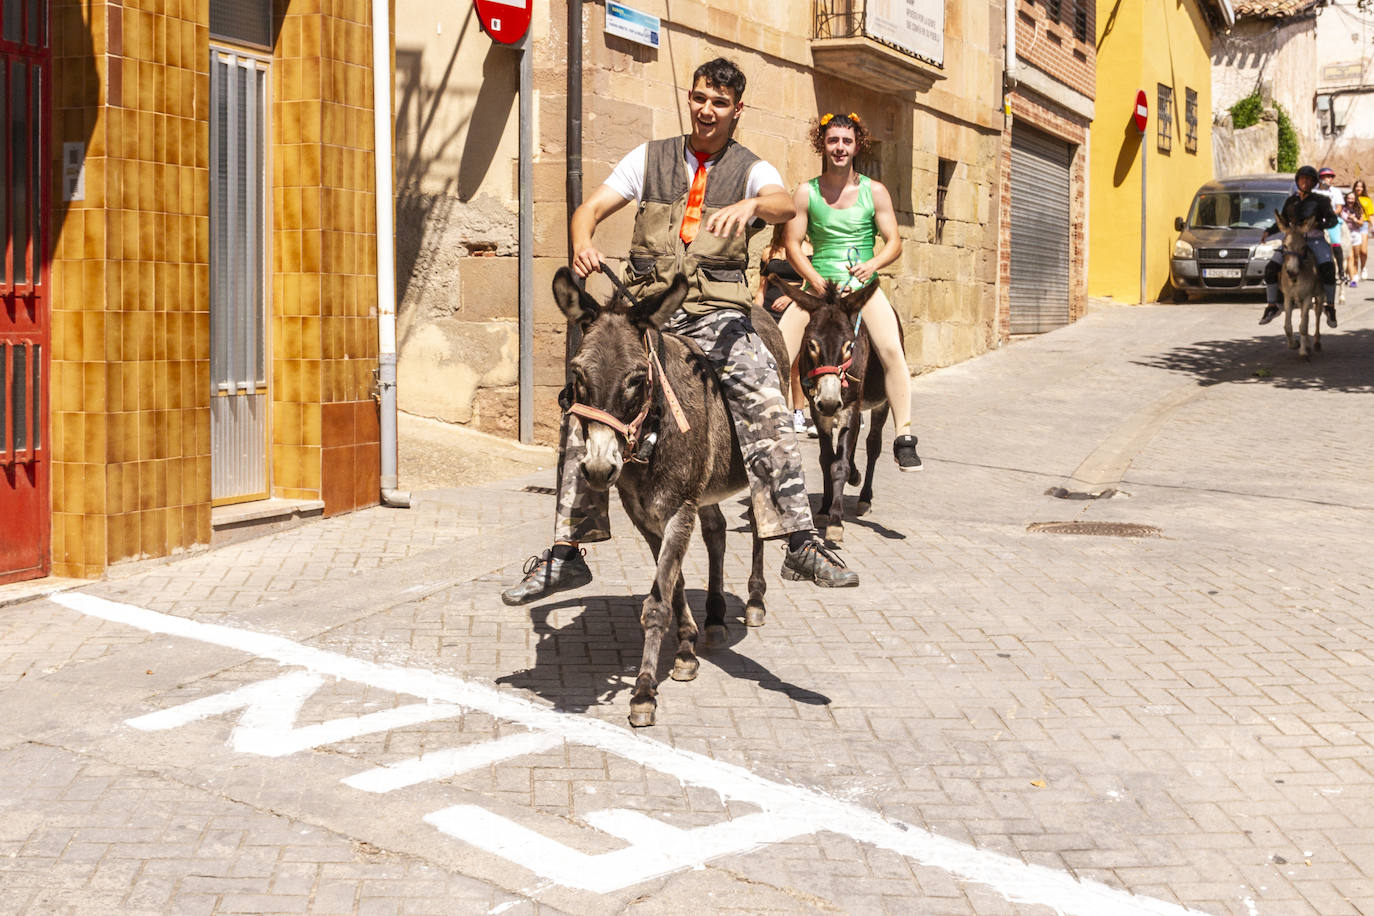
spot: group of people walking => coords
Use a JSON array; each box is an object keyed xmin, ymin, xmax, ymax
[{"xmin": 502, "ymin": 57, "xmax": 917, "ymax": 606}]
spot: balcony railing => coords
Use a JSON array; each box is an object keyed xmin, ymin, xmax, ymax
[{"xmin": 810, "ymin": 0, "xmax": 946, "ymax": 93}]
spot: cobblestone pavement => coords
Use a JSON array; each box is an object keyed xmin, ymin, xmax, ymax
[{"xmin": 2, "ymin": 295, "xmax": 1372, "ymax": 916}]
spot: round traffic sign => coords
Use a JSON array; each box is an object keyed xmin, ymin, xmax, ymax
[
  {"xmin": 1133, "ymin": 89, "xmax": 1148, "ymax": 133},
  {"xmin": 474, "ymin": 0, "xmax": 531, "ymax": 45}
]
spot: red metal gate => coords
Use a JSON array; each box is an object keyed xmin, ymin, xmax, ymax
[{"xmin": 0, "ymin": 1, "xmax": 50, "ymax": 585}]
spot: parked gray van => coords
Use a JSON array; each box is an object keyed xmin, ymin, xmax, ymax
[{"xmin": 1170, "ymin": 175, "xmax": 1292, "ymax": 301}]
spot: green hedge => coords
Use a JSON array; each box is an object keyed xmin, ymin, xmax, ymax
[{"xmin": 1229, "ymin": 91, "xmax": 1298, "ymax": 172}]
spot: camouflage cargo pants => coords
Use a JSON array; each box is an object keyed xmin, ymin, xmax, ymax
[{"xmin": 554, "ymin": 308, "xmax": 814, "ymax": 543}]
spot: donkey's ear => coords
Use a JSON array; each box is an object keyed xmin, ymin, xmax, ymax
[
  {"xmin": 840, "ymin": 280, "xmax": 882, "ymax": 318},
  {"xmin": 1274, "ymin": 209, "xmax": 1288, "ymax": 232},
  {"xmin": 770, "ymin": 275, "xmax": 824, "ymax": 314},
  {"xmin": 629, "ymin": 273, "xmax": 689, "ymax": 328},
  {"xmin": 552, "ymin": 267, "xmax": 600, "ymax": 327}
]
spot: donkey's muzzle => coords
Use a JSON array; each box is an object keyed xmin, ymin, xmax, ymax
[{"xmin": 579, "ymin": 458, "xmax": 621, "ymax": 490}]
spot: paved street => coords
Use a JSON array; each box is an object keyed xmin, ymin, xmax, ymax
[{"xmin": 2, "ymin": 293, "xmax": 1372, "ymax": 916}]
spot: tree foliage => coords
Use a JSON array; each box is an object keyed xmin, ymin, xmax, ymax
[{"xmin": 1229, "ymin": 91, "xmax": 1297, "ymax": 172}]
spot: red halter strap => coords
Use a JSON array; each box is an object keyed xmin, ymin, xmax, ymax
[{"xmin": 565, "ymin": 335, "xmax": 690, "ymax": 460}]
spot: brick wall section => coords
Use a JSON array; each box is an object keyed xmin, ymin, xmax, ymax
[{"xmin": 1015, "ymin": 0, "xmax": 1095, "ymax": 96}]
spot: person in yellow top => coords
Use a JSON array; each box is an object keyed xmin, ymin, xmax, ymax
[
  {"xmin": 778, "ymin": 112, "xmax": 921, "ymax": 471},
  {"xmin": 1355, "ymin": 179, "xmax": 1374, "ymax": 281}
]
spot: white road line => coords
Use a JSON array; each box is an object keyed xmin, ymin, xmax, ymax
[
  {"xmin": 343, "ymin": 732, "xmax": 563, "ymax": 793},
  {"xmin": 54, "ymin": 592, "xmax": 1198, "ymax": 915}
]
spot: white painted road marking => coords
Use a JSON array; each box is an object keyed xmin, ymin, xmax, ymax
[
  {"xmin": 344, "ymin": 732, "xmax": 564, "ymax": 793},
  {"xmin": 54, "ymin": 592, "xmax": 1199, "ymax": 915}
]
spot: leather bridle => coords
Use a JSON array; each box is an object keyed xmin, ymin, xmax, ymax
[{"xmin": 802, "ymin": 312, "xmax": 864, "ymax": 391}]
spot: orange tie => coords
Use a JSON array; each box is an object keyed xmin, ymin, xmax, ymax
[{"xmin": 679, "ymin": 150, "xmax": 713, "ymax": 246}]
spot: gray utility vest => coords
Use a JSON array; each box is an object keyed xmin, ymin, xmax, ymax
[{"xmin": 625, "ymin": 136, "xmax": 763, "ymax": 316}]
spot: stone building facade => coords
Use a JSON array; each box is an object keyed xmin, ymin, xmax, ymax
[{"xmin": 393, "ymin": 1, "xmax": 1010, "ymax": 445}]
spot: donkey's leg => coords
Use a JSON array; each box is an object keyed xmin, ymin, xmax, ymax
[
  {"xmin": 746, "ymin": 526, "xmax": 767, "ymax": 627},
  {"xmin": 826, "ymin": 410, "xmax": 857, "ymax": 543},
  {"xmin": 698, "ymin": 504, "xmax": 729, "ymax": 649},
  {"xmin": 1284, "ymin": 298, "xmax": 1297, "ymax": 349},
  {"xmin": 668, "ymin": 572, "xmax": 698, "ymax": 682},
  {"xmin": 629, "ymin": 505, "xmax": 697, "ymax": 728},
  {"xmin": 817, "ymin": 427, "xmax": 837, "ymax": 527},
  {"xmin": 857, "ymin": 403, "xmax": 889, "ymax": 517},
  {"xmin": 1299, "ymin": 297, "xmax": 1312, "ymax": 359}
]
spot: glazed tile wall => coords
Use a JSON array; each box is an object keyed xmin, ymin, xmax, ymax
[
  {"xmin": 272, "ymin": 0, "xmax": 380, "ymax": 515},
  {"xmin": 47, "ymin": 0, "xmax": 383, "ymax": 577}
]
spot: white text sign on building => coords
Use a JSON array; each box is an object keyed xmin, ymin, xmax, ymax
[
  {"xmin": 605, "ymin": 2, "xmax": 660, "ymax": 49},
  {"xmin": 866, "ymin": 0, "xmax": 944, "ymax": 66}
]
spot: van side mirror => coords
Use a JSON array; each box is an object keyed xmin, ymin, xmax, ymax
[{"xmin": 1174, "ymin": 216, "xmax": 1185, "ymax": 232}]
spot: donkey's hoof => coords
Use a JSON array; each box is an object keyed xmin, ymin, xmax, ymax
[
  {"xmin": 670, "ymin": 657, "xmax": 699, "ymax": 681},
  {"xmin": 856, "ymin": 500, "xmax": 871, "ymax": 517},
  {"xmin": 848, "ymin": 467, "xmax": 860, "ymax": 486},
  {"xmin": 825, "ymin": 524, "xmax": 844, "ymax": 544},
  {"xmin": 744, "ymin": 603, "xmax": 767, "ymax": 627},
  {"xmin": 628, "ymin": 701, "xmax": 656, "ymax": 728},
  {"xmin": 703, "ymin": 624, "xmax": 728, "ymax": 647},
  {"xmin": 1287, "ymin": 339, "xmax": 1299, "ymax": 349},
  {"xmin": 1315, "ymin": 339, "xmax": 1322, "ymax": 351}
]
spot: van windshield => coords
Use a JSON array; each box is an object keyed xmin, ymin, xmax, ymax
[{"xmin": 1187, "ymin": 192, "xmax": 1289, "ymax": 230}]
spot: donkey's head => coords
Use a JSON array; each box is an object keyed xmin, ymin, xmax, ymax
[
  {"xmin": 1274, "ymin": 209, "xmax": 1318, "ymax": 281},
  {"xmin": 552, "ymin": 267, "xmax": 688, "ymax": 489},
  {"xmin": 768, "ymin": 276, "xmax": 880, "ymax": 416}
]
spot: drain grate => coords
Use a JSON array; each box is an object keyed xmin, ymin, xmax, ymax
[
  {"xmin": 521, "ymin": 485, "xmax": 557, "ymax": 496},
  {"xmin": 1027, "ymin": 521, "xmax": 1162, "ymax": 538}
]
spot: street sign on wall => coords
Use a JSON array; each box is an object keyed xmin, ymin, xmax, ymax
[
  {"xmin": 865, "ymin": 0, "xmax": 944, "ymax": 67},
  {"xmin": 474, "ymin": 0, "xmax": 531, "ymax": 45},
  {"xmin": 605, "ymin": 2, "xmax": 661, "ymax": 49},
  {"xmin": 1134, "ymin": 90, "xmax": 1148, "ymax": 132}
]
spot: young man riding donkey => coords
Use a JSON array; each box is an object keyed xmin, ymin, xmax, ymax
[
  {"xmin": 502, "ymin": 58, "xmax": 857, "ymax": 612},
  {"xmin": 1258, "ymin": 165, "xmax": 1341, "ymax": 330}
]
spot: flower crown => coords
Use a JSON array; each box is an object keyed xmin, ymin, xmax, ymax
[{"xmin": 819, "ymin": 112, "xmax": 861, "ymax": 127}]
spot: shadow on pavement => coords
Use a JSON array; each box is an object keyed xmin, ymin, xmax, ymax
[
  {"xmin": 497, "ymin": 589, "xmax": 830, "ymax": 714},
  {"xmin": 1133, "ymin": 328, "xmax": 1374, "ymax": 393}
]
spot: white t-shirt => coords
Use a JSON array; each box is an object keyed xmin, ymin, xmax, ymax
[{"xmin": 603, "ymin": 142, "xmax": 785, "ymax": 203}]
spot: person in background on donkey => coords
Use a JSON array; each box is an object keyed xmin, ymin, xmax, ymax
[
  {"xmin": 1353, "ymin": 179, "xmax": 1374, "ymax": 280},
  {"xmin": 501, "ymin": 57, "xmax": 858, "ymax": 607},
  {"xmin": 1342, "ymin": 190, "xmax": 1366, "ymax": 287},
  {"xmin": 779, "ymin": 111, "xmax": 921, "ymax": 471},
  {"xmin": 1317, "ymin": 168, "xmax": 1346, "ymax": 284},
  {"xmin": 754, "ymin": 224, "xmax": 816, "ymax": 436},
  {"xmin": 1258, "ymin": 164, "xmax": 1339, "ymax": 328}
]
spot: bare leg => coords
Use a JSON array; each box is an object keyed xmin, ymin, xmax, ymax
[
  {"xmin": 629, "ymin": 506, "xmax": 698, "ymax": 728},
  {"xmin": 779, "ymin": 304, "xmax": 810, "ymax": 410},
  {"xmin": 860, "ymin": 288, "xmax": 913, "ymax": 438}
]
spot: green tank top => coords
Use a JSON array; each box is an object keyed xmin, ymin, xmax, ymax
[{"xmin": 807, "ymin": 175, "xmax": 877, "ymax": 288}]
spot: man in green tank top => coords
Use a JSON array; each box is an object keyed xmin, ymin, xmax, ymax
[
  {"xmin": 779, "ymin": 112, "xmax": 922, "ymax": 471},
  {"xmin": 502, "ymin": 60, "xmax": 858, "ymax": 606}
]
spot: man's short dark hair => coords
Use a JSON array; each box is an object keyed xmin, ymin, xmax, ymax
[{"xmin": 692, "ymin": 58, "xmax": 746, "ymax": 103}]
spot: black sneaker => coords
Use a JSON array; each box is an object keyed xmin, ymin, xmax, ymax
[
  {"xmin": 1324, "ymin": 304, "xmax": 1337, "ymax": 328},
  {"xmin": 1258, "ymin": 305, "xmax": 1281, "ymax": 325},
  {"xmin": 893, "ymin": 434, "xmax": 922, "ymax": 472},
  {"xmin": 500, "ymin": 548, "xmax": 593, "ymax": 606},
  {"xmin": 781, "ymin": 537, "xmax": 859, "ymax": 588}
]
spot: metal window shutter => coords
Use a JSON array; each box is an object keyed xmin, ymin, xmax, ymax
[{"xmin": 1010, "ymin": 127, "xmax": 1072, "ymax": 334}]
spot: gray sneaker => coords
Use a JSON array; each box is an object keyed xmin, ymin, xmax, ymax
[
  {"xmin": 500, "ymin": 548, "xmax": 593, "ymax": 606},
  {"xmin": 781, "ymin": 537, "xmax": 859, "ymax": 588}
]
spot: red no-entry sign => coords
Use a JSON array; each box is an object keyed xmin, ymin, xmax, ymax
[
  {"xmin": 474, "ymin": 0, "xmax": 531, "ymax": 45},
  {"xmin": 1133, "ymin": 90, "xmax": 1149, "ymax": 132}
]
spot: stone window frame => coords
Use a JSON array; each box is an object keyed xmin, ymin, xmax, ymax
[{"xmin": 1157, "ymin": 83, "xmax": 1174, "ymax": 155}]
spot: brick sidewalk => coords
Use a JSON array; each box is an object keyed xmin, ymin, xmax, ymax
[{"xmin": 2, "ymin": 295, "xmax": 1372, "ymax": 915}]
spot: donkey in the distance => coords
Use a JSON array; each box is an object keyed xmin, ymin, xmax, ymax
[
  {"xmin": 768, "ymin": 276, "xmax": 891, "ymax": 544},
  {"xmin": 553, "ymin": 267, "xmax": 784, "ymax": 728},
  {"xmin": 1274, "ymin": 210, "xmax": 1325, "ymax": 359}
]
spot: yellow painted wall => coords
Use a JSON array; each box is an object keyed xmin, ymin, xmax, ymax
[{"xmin": 1090, "ymin": 0, "xmax": 1217, "ymax": 302}]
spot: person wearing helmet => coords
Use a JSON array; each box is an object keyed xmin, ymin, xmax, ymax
[{"xmin": 1258, "ymin": 165, "xmax": 1340, "ymax": 327}]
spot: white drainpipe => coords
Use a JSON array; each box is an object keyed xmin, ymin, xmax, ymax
[{"xmin": 372, "ymin": 0, "xmax": 410, "ymax": 508}]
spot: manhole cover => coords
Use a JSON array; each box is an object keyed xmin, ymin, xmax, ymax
[
  {"xmin": 521, "ymin": 485, "xmax": 557, "ymax": 496},
  {"xmin": 1027, "ymin": 521, "xmax": 1162, "ymax": 538}
]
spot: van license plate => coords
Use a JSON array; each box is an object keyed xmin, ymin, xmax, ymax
[{"xmin": 1203, "ymin": 268, "xmax": 1243, "ymax": 279}]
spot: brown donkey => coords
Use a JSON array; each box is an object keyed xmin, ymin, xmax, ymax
[
  {"xmin": 769, "ymin": 277, "xmax": 891, "ymax": 543},
  {"xmin": 1274, "ymin": 211, "xmax": 1324, "ymax": 359},
  {"xmin": 552, "ymin": 267, "xmax": 782, "ymax": 727}
]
